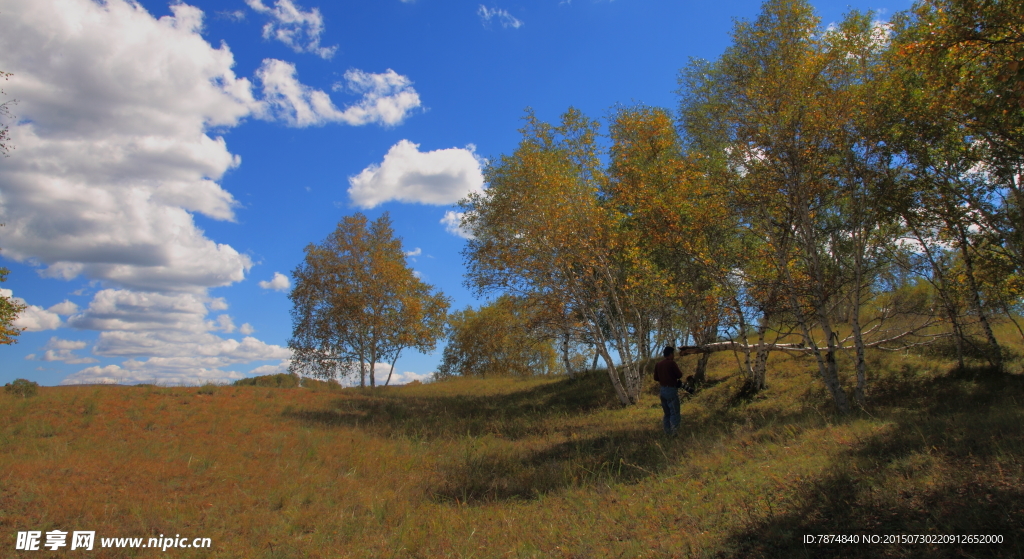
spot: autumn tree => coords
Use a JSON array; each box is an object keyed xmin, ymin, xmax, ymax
[
  {"xmin": 437, "ymin": 296, "xmax": 560, "ymax": 378},
  {"xmin": 606, "ymin": 105, "xmax": 743, "ymax": 385},
  {"xmin": 0, "ymin": 266, "xmax": 26, "ymax": 345},
  {"xmin": 461, "ymin": 109, "xmax": 656, "ymax": 405},
  {"xmin": 885, "ymin": 0, "xmax": 1024, "ymax": 367},
  {"xmin": 289, "ymin": 213, "xmax": 450, "ymax": 387}
]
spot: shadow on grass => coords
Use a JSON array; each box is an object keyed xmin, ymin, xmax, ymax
[
  {"xmin": 284, "ymin": 370, "xmax": 622, "ymax": 441},
  {"xmin": 283, "ymin": 370, "xmax": 722, "ymax": 503},
  {"xmin": 724, "ymin": 367, "xmax": 1024, "ymax": 558},
  {"xmin": 429, "ymin": 427, "xmax": 681, "ymax": 504}
]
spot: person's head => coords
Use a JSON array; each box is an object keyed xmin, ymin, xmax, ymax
[{"xmin": 663, "ymin": 346, "xmax": 675, "ymax": 358}]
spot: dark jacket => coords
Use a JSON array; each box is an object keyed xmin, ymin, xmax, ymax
[{"xmin": 654, "ymin": 358, "xmax": 683, "ymax": 388}]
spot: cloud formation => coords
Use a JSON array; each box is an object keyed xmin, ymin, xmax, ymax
[
  {"xmin": 61, "ymin": 289, "xmax": 290, "ymax": 385},
  {"xmin": 478, "ymin": 5, "xmax": 523, "ymax": 29},
  {"xmin": 0, "ymin": 0, "xmax": 420, "ymax": 293},
  {"xmin": 259, "ymin": 272, "xmax": 291, "ymax": 292},
  {"xmin": 0, "ymin": 289, "xmax": 78, "ymax": 332},
  {"xmin": 27, "ymin": 337, "xmax": 97, "ymax": 364},
  {"xmin": 441, "ymin": 211, "xmax": 475, "ymax": 239},
  {"xmin": 348, "ymin": 140, "xmax": 484, "ymax": 208},
  {"xmin": 246, "ymin": 0, "xmax": 337, "ymax": 59},
  {"xmin": 0, "ymin": 0, "xmax": 412, "ymax": 385},
  {"xmin": 257, "ymin": 61, "xmax": 420, "ymax": 127},
  {"xmin": 0, "ymin": 0, "xmax": 256, "ymax": 292}
]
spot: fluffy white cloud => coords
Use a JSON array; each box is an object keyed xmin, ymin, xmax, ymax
[
  {"xmin": 404, "ymin": 247, "xmax": 421, "ymax": 257},
  {"xmin": 60, "ymin": 289, "xmax": 290, "ymax": 385},
  {"xmin": 62, "ymin": 363, "xmax": 246, "ymax": 386},
  {"xmin": 441, "ymin": 210, "xmax": 474, "ymax": 239},
  {"xmin": 258, "ymin": 272, "xmax": 291, "ymax": 292},
  {"xmin": 214, "ymin": 314, "xmax": 236, "ymax": 333},
  {"xmin": 0, "ymin": 0, "xmax": 419, "ymax": 293},
  {"xmin": 249, "ymin": 361, "xmax": 291, "ymax": 376},
  {"xmin": 257, "ymin": 61, "xmax": 420, "ymax": 127},
  {"xmin": 12, "ymin": 305, "xmax": 63, "ymax": 332},
  {"xmin": 29, "ymin": 337, "xmax": 97, "ymax": 364},
  {"xmin": 246, "ymin": 0, "xmax": 337, "ymax": 59},
  {"xmin": 239, "ymin": 323, "xmax": 255, "ymax": 335},
  {"xmin": 0, "ymin": 289, "xmax": 79, "ymax": 332},
  {"xmin": 348, "ymin": 140, "xmax": 484, "ymax": 208},
  {"xmin": 478, "ymin": 5, "xmax": 523, "ymax": 28},
  {"xmin": 0, "ymin": 0, "xmax": 257, "ymax": 292},
  {"xmin": 0, "ymin": 0, "xmax": 413, "ymax": 385}
]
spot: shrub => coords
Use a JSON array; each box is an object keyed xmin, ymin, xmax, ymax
[{"xmin": 4, "ymin": 378, "xmax": 39, "ymax": 398}]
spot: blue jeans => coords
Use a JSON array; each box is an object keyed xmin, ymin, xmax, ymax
[{"xmin": 660, "ymin": 386, "xmax": 680, "ymax": 434}]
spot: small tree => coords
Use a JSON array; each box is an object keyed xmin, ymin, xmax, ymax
[
  {"xmin": 288, "ymin": 213, "xmax": 450, "ymax": 387},
  {"xmin": 437, "ymin": 296, "xmax": 560, "ymax": 379},
  {"xmin": 0, "ymin": 265, "xmax": 26, "ymax": 345},
  {"xmin": 4, "ymin": 378, "xmax": 39, "ymax": 398}
]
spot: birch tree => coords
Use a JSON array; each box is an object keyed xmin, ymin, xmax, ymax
[
  {"xmin": 289, "ymin": 213, "xmax": 450, "ymax": 387},
  {"xmin": 461, "ymin": 109, "xmax": 655, "ymax": 405}
]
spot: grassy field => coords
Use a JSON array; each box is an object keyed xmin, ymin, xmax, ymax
[{"xmin": 2, "ymin": 334, "xmax": 1023, "ymax": 558}]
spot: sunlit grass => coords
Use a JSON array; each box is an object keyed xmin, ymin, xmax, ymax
[{"xmin": 1, "ymin": 328, "xmax": 1022, "ymax": 558}]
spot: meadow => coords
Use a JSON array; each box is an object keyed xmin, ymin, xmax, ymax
[{"xmin": 2, "ymin": 332, "xmax": 1023, "ymax": 558}]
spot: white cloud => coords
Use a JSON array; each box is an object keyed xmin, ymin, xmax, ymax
[
  {"xmin": 245, "ymin": 0, "xmax": 337, "ymax": 59},
  {"xmin": 218, "ymin": 9, "xmax": 247, "ymax": 21},
  {"xmin": 0, "ymin": 288, "xmax": 64, "ymax": 331},
  {"xmin": 0, "ymin": 0, "xmax": 403, "ymax": 385},
  {"xmin": 348, "ymin": 140, "xmax": 484, "ymax": 208},
  {"xmin": 60, "ymin": 289, "xmax": 291, "ymax": 385},
  {"xmin": 214, "ymin": 314, "xmax": 236, "ymax": 333},
  {"xmin": 257, "ymin": 61, "xmax": 420, "ymax": 127},
  {"xmin": 258, "ymin": 271, "xmax": 291, "ymax": 291},
  {"xmin": 478, "ymin": 5, "xmax": 523, "ymax": 29},
  {"xmin": 0, "ymin": 0, "xmax": 257, "ymax": 292},
  {"xmin": 0, "ymin": 1, "xmax": 418, "ymax": 293},
  {"xmin": 239, "ymin": 323, "xmax": 255, "ymax": 335},
  {"xmin": 31, "ymin": 337, "xmax": 97, "ymax": 364},
  {"xmin": 441, "ymin": 210, "xmax": 475, "ymax": 239},
  {"xmin": 404, "ymin": 247, "xmax": 421, "ymax": 257},
  {"xmin": 332, "ymin": 362, "xmax": 429, "ymax": 386},
  {"xmin": 14, "ymin": 305, "xmax": 63, "ymax": 332},
  {"xmin": 249, "ymin": 361, "xmax": 292, "ymax": 376},
  {"xmin": 47, "ymin": 300, "xmax": 80, "ymax": 315}
]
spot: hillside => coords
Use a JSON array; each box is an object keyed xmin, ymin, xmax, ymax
[{"xmin": 2, "ymin": 341, "xmax": 1022, "ymax": 558}]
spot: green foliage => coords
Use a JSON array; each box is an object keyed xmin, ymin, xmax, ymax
[
  {"xmin": 0, "ymin": 266, "xmax": 27, "ymax": 345},
  {"xmin": 233, "ymin": 373, "xmax": 341, "ymax": 390},
  {"xmin": 437, "ymin": 296, "xmax": 560, "ymax": 378},
  {"xmin": 4, "ymin": 378, "xmax": 39, "ymax": 398},
  {"xmin": 289, "ymin": 212, "xmax": 450, "ymax": 387}
]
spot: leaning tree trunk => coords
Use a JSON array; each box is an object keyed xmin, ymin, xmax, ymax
[{"xmin": 954, "ymin": 224, "xmax": 1003, "ymax": 370}]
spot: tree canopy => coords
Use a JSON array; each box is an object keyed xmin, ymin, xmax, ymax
[
  {"xmin": 457, "ymin": 0, "xmax": 1023, "ymax": 412},
  {"xmin": 289, "ymin": 212, "xmax": 450, "ymax": 387}
]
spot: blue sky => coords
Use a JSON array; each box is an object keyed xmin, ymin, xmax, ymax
[{"xmin": 0, "ymin": 0, "xmax": 910, "ymax": 386}]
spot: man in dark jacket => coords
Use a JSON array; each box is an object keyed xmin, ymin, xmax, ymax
[{"xmin": 654, "ymin": 346, "xmax": 684, "ymax": 435}]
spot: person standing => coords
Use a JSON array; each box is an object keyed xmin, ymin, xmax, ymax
[{"xmin": 654, "ymin": 346, "xmax": 683, "ymax": 435}]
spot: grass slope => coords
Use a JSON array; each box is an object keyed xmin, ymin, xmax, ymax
[{"xmin": 2, "ymin": 343, "xmax": 1023, "ymax": 558}]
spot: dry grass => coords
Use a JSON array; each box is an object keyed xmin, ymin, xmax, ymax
[{"xmin": 2, "ymin": 329, "xmax": 1023, "ymax": 558}]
